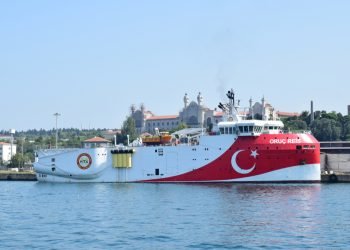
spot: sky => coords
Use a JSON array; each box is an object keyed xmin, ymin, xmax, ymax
[{"xmin": 1, "ymin": 0, "xmax": 349, "ymax": 131}]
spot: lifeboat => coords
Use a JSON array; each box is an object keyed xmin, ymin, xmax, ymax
[{"xmin": 141, "ymin": 132, "xmax": 172, "ymax": 145}]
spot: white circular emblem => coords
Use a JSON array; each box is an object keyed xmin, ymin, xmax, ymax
[{"xmin": 77, "ymin": 153, "xmax": 92, "ymax": 170}]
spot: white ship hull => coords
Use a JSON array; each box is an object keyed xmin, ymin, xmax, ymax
[{"xmin": 34, "ymin": 133, "xmax": 321, "ymax": 183}]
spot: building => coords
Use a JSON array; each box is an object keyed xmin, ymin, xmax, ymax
[
  {"xmin": 101, "ymin": 130, "xmax": 121, "ymax": 141},
  {"xmin": 83, "ymin": 137, "xmax": 112, "ymax": 148},
  {"xmin": 130, "ymin": 92, "xmax": 298, "ymax": 134},
  {"xmin": 130, "ymin": 104, "xmax": 154, "ymax": 134},
  {"xmin": 0, "ymin": 142, "xmax": 17, "ymax": 164},
  {"xmin": 178, "ymin": 92, "xmax": 223, "ymax": 128},
  {"xmin": 145, "ymin": 115, "xmax": 179, "ymax": 132},
  {"xmin": 131, "ymin": 92, "xmax": 225, "ymax": 134},
  {"xmin": 276, "ymin": 111, "xmax": 300, "ymax": 119},
  {"xmin": 249, "ymin": 97, "xmax": 299, "ymax": 120}
]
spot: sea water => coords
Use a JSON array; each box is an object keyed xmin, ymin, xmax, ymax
[{"xmin": 0, "ymin": 182, "xmax": 349, "ymax": 249}]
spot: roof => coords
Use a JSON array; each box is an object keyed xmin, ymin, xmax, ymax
[
  {"xmin": 84, "ymin": 136, "xmax": 111, "ymax": 143},
  {"xmin": 171, "ymin": 128, "xmax": 203, "ymax": 136},
  {"xmin": 0, "ymin": 142, "xmax": 10, "ymax": 145},
  {"xmin": 277, "ymin": 111, "xmax": 300, "ymax": 117},
  {"xmin": 214, "ymin": 111, "xmax": 224, "ymax": 117},
  {"xmin": 147, "ymin": 115, "xmax": 179, "ymax": 121},
  {"xmin": 102, "ymin": 130, "xmax": 121, "ymax": 135},
  {"xmin": 0, "ymin": 135, "xmax": 11, "ymax": 138}
]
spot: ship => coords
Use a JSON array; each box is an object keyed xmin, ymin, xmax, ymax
[{"xmin": 34, "ymin": 89, "xmax": 320, "ymax": 183}]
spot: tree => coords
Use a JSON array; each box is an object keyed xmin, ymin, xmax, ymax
[
  {"xmin": 310, "ymin": 118, "xmax": 341, "ymax": 141},
  {"xmin": 321, "ymin": 111, "xmax": 338, "ymax": 121},
  {"xmin": 299, "ymin": 111, "xmax": 310, "ymax": 125},
  {"xmin": 8, "ymin": 154, "xmax": 30, "ymax": 168},
  {"xmin": 119, "ymin": 116, "xmax": 137, "ymax": 145},
  {"xmin": 284, "ymin": 120, "xmax": 308, "ymax": 131},
  {"xmin": 169, "ymin": 122, "xmax": 187, "ymax": 134},
  {"xmin": 338, "ymin": 115, "xmax": 350, "ymax": 140}
]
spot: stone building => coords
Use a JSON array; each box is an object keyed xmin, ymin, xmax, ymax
[
  {"xmin": 130, "ymin": 104, "xmax": 154, "ymax": 134},
  {"xmin": 249, "ymin": 97, "xmax": 298, "ymax": 120},
  {"xmin": 178, "ymin": 92, "xmax": 222, "ymax": 128},
  {"xmin": 130, "ymin": 93, "xmax": 297, "ymax": 134},
  {"xmin": 130, "ymin": 92, "xmax": 223, "ymax": 134}
]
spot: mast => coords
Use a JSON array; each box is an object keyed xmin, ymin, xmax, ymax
[{"xmin": 226, "ymin": 89, "xmax": 235, "ymax": 115}]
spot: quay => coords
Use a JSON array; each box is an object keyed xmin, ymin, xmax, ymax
[
  {"xmin": 320, "ymin": 141, "xmax": 350, "ymax": 183},
  {"xmin": 0, "ymin": 170, "xmax": 37, "ymax": 181}
]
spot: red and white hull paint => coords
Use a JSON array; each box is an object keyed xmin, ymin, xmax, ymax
[{"xmin": 34, "ymin": 133, "xmax": 320, "ymax": 183}]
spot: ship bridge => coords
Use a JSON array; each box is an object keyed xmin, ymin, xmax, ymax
[{"xmin": 218, "ymin": 120, "xmax": 284, "ymax": 137}]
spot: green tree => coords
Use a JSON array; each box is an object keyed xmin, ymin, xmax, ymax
[
  {"xmin": 310, "ymin": 118, "xmax": 341, "ymax": 141},
  {"xmin": 299, "ymin": 111, "xmax": 310, "ymax": 125},
  {"xmin": 321, "ymin": 111, "xmax": 338, "ymax": 121},
  {"xmin": 169, "ymin": 122, "xmax": 187, "ymax": 134},
  {"xmin": 284, "ymin": 120, "xmax": 308, "ymax": 131},
  {"xmin": 119, "ymin": 116, "xmax": 137, "ymax": 145},
  {"xmin": 338, "ymin": 115, "xmax": 350, "ymax": 140},
  {"xmin": 8, "ymin": 154, "xmax": 30, "ymax": 168}
]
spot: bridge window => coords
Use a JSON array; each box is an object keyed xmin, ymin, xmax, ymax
[
  {"xmin": 253, "ymin": 126, "xmax": 263, "ymax": 133},
  {"xmin": 244, "ymin": 126, "xmax": 248, "ymax": 133},
  {"xmin": 239, "ymin": 126, "xmax": 244, "ymax": 133},
  {"xmin": 229, "ymin": 127, "xmax": 233, "ymax": 134},
  {"xmin": 220, "ymin": 128, "xmax": 224, "ymax": 134}
]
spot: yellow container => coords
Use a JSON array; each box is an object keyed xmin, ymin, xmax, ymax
[
  {"xmin": 120, "ymin": 154, "xmax": 125, "ymax": 167},
  {"xmin": 112, "ymin": 154, "xmax": 118, "ymax": 168},
  {"xmin": 117, "ymin": 154, "xmax": 122, "ymax": 167},
  {"xmin": 112, "ymin": 152, "xmax": 133, "ymax": 168},
  {"xmin": 126, "ymin": 153, "xmax": 132, "ymax": 168}
]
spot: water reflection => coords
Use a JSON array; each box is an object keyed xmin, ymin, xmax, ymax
[{"xmin": 208, "ymin": 184, "xmax": 323, "ymax": 248}]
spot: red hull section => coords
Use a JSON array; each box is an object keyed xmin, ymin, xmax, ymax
[{"xmin": 142, "ymin": 134, "xmax": 320, "ymax": 182}]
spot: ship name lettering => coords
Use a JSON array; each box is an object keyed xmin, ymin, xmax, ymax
[
  {"xmin": 269, "ymin": 139, "xmax": 286, "ymax": 144},
  {"xmin": 269, "ymin": 138, "xmax": 302, "ymax": 144},
  {"xmin": 287, "ymin": 138, "xmax": 301, "ymax": 143}
]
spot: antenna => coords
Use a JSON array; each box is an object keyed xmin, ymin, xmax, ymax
[{"xmin": 53, "ymin": 113, "xmax": 61, "ymax": 149}]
